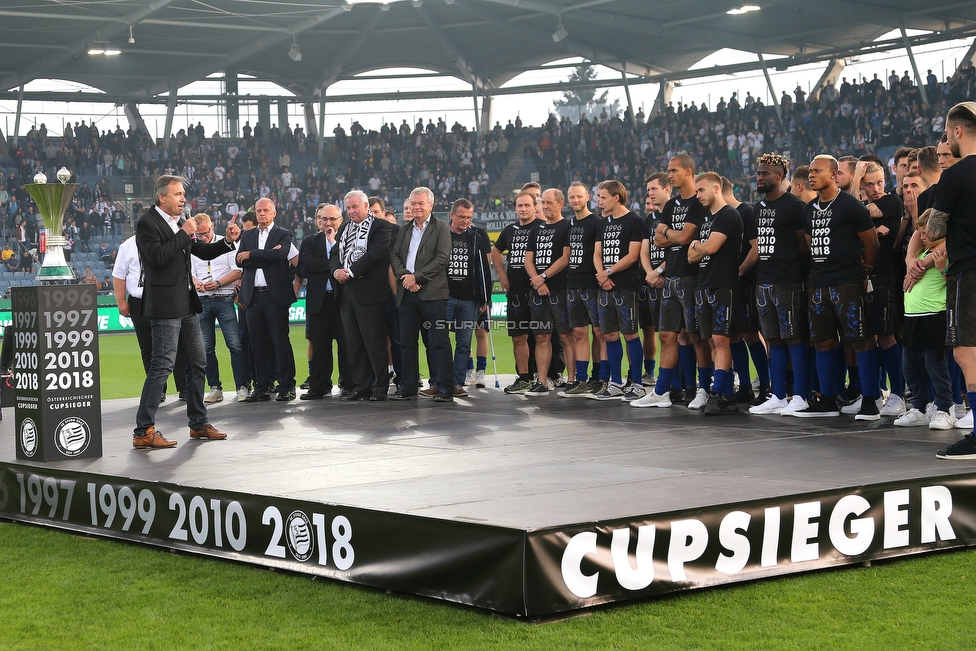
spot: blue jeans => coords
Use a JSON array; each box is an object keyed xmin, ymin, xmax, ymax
[
  {"xmin": 199, "ymin": 294, "xmax": 248, "ymax": 390},
  {"xmin": 903, "ymin": 346, "xmax": 953, "ymax": 413},
  {"xmin": 446, "ymin": 297, "xmax": 478, "ymax": 387},
  {"xmin": 135, "ymin": 313, "xmax": 209, "ymax": 436}
]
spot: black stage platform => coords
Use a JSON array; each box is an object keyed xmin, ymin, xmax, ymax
[{"xmin": 3, "ymin": 380, "xmax": 976, "ymax": 617}]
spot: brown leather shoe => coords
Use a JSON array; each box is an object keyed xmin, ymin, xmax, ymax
[
  {"xmin": 133, "ymin": 426, "xmax": 177, "ymax": 449},
  {"xmin": 419, "ymin": 387, "xmax": 439, "ymax": 398},
  {"xmin": 190, "ymin": 423, "xmax": 228, "ymax": 440}
]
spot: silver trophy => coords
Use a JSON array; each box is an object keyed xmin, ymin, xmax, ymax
[{"xmin": 25, "ymin": 166, "xmax": 78, "ymax": 281}]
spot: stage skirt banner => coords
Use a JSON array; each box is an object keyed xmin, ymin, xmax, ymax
[
  {"xmin": 0, "ymin": 462, "xmax": 526, "ymax": 614},
  {"xmin": 2, "ymin": 461, "xmax": 975, "ymax": 617},
  {"xmin": 524, "ymin": 473, "xmax": 976, "ymax": 615}
]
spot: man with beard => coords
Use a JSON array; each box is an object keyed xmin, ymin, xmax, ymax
[
  {"xmin": 559, "ymin": 182, "xmax": 606, "ymax": 397},
  {"xmin": 930, "ymin": 102, "xmax": 976, "ymax": 458}
]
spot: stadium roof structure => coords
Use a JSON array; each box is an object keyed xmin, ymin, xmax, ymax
[{"xmin": 0, "ymin": 0, "xmax": 975, "ymax": 122}]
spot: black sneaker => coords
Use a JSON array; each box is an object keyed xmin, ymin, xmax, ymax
[
  {"xmin": 504, "ymin": 377, "xmax": 532, "ymax": 394},
  {"xmin": 937, "ymin": 435, "xmax": 976, "ymax": 460},
  {"xmin": 846, "ymin": 385, "xmax": 862, "ymax": 403},
  {"xmin": 669, "ymin": 388, "xmax": 685, "ymax": 405},
  {"xmin": 300, "ymin": 377, "xmax": 310, "ymax": 390},
  {"xmin": 703, "ymin": 392, "xmax": 722, "ymax": 415},
  {"xmin": 792, "ymin": 392, "xmax": 840, "ymax": 418},
  {"xmin": 720, "ymin": 395, "xmax": 740, "ymax": 412},
  {"xmin": 733, "ymin": 385, "xmax": 755, "ymax": 404},
  {"xmin": 525, "ymin": 381, "xmax": 549, "ymax": 397},
  {"xmin": 854, "ymin": 395, "xmax": 881, "ymax": 421}
]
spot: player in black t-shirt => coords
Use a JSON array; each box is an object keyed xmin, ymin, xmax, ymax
[
  {"xmin": 635, "ymin": 155, "xmax": 711, "ymax": 409},
  {"xmin": 793, "ymin": 155, "xmax": 879, "ymax": 420},
  {"xmin": 722, "ymin": 176, "xmax": 769, "ymax": 406},
  {"xmin": 561, "ymin": 181, "xmax": 607, "ymax": 397},
  {"xmin": 524, "ymin": 189, "xmax": 574, "ymax": 396},
  {"xmin": 855, "ymin": 161, "xmax": 907, "ymax": 417},
  {"xmin": 930, "ymin": 101, "xmax": 976, "ymax": 459},
  {"xmin": 687, "ymin": 172, "xmax": 743, "ymax": 415},
  {"xmin": 590, "ymin": 180, "xmax": 645, "ymax": 401},
  {"xmin": 446, "ymin": 199, "xmax": 491, "ymax": 396},
  {"xmin": 748, "ymin": 153, "xmax": 812, "ymax": 417},
  {"xmin": 492, "ymin": 190, "xmax": 543, "ymax": 394},
  {"xmin": 639, "ymin": 172, "xmax": 670, "ymax": 389}
]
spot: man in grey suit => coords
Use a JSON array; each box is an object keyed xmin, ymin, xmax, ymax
[{"xmin": 390, "ymin": 187, "xmax": 454, "ymax": 402}]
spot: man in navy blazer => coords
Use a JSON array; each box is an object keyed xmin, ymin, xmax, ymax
[
  {"xmin": 329, "ymin": 190, "xmax": 393, "ymax": 400},
  {"xmin": 236, "ymin": 197, "xmax": 298, "ymax": 401},
  {"xmin": 133, "ymin": 175, "xmax": 241, "ymax": 449}
]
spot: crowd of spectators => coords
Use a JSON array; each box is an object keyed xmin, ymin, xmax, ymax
[
  {"xmin": 532, "ymin": 61, "xmax": 976, "ymax": 204},
  {"xmin": 0, "ymin": 59, "xmax": 974, "ymax": 258}
]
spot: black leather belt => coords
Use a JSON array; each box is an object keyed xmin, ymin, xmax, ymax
[{"xmin": 254, "ymin": 286, "xmax": 269, "ymax": 292}]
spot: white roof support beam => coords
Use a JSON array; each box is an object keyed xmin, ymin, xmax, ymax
[
  {"xmin": 812, "ymin": 59, "xmax": 846, "ymax": 95},
  {"xmin": 757, "ymin": 50, "xmax": 783, "ymax": 126},
  {"xmin": 954, "ymin": 37, "xmax": 976, "ymax": 78},
  {"xmin": 901, "ymin": 24, "xmax": 930, "ymax": 106}
]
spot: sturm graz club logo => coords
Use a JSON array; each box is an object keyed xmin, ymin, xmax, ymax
[
  {"xmin": 348, "ymin": 245, "xmax": 366, "ymax": 263},
  {"xmin": 286, "ymin": 510, "xmax": 314, "ymax": 562},
  {"xmin": 54, "ymin": 417, "xmax": 90, "ymax": 457},
  {"xmin": 20, "ymin": 418, "xmax": 38, "ymax": 457}
]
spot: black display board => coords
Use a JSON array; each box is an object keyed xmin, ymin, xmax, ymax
[{"xmin": 11, "ymin": 285, "xmax": 101, "ymax": 461}]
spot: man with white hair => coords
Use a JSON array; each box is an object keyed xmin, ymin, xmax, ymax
[
  {"xmin": 330, "ymin": 189, "xmax": 394, "ymax": 400},
  {"xmin": 390, "ymin": 187, "xmax": 454, "ymax": 402}
]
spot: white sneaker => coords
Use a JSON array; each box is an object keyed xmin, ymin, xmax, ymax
[
  {"xmin": 631, "ymin": 390, "xmax": 672, "ymax": 408},
  {"xmin": 841, "ymin": 396, "xmax": 862, "ymax": 415},
  {"xmin": 465, "ymin": 369, "xmax": 476, "ymax": 386},
  {"xmin": 954, "ymin": 402, "xmax": 968, "ymax": 420},
  {"xmin": 642, "ymin": 373, "xmax": 656, "ymax": 387},
  {"xmin": 880, "ymin": 394, "xmax": 907, "ymax": 417},
  {"xmin": 894, "ymin": 408, "xmax": 930, "ymax": 427},
  {"xmin": 955, "ymin": 410, "xmax": 973, "ymax": 430},
  {"xmin": 687, "ymin": 388, "xmax": 708, "ymax": 410},
  {"xmin": 925, "ymin": 402, "xmax": 938, "ymax": 420},
  {"xmin": 780, "ymin": 395, "xmax": 809, "ymax": 416},
  {"xmin": 237, "ymin": 386, "xmax": 249, "ymax": 402},
  {"xmin": 204, "ymin": 387, "xmax": 223, "ymax": 404},
  {"xmin": 553, "ymin": 374, "xmax": 567, "ymax": 388},
  {"xmin": 749, "ymin": 395, "xmax": 789, "ymax": 415},
  {"xmin": 474, "ymin": 370, "xmax": 486, "ymax": 388},
  {"xmin": 929, "ymin": 410, "xmax": 956, "ymax": 430},
  {"xmin": 751, "ymin": 377, "xmax": 761, "ymax": 392}
]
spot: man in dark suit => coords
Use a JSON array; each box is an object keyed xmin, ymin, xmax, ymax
[
  {"xmin": 296, "ymin": 203, "xmax": 348, "ymax": 399},
  {"xmin": 329, "ymin": 190, "xmax": 393, "ymax": 400},
  {"xmin": 390, "ymin": 187, "xmax": 454, "ymax": 402},
  {"xmin": 133, "ymin": 175, "xmax": 241, "ymax": 449},
  {"xmin": 236, "ymin": 197, "xmax": 298, "ymax": 402}
]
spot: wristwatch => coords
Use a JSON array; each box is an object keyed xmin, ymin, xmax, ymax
[
  {"xmin": 541, "ymin": 272, "xmax": 548, "ymax": 280},
  {"xmin": 606, "ymin": 268, "xmax": 614, "ymax": 276}
]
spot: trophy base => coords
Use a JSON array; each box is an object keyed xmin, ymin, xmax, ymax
[{"xmin": 35, "ymin": 265, "xmax": 75, "ymax": 281}]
